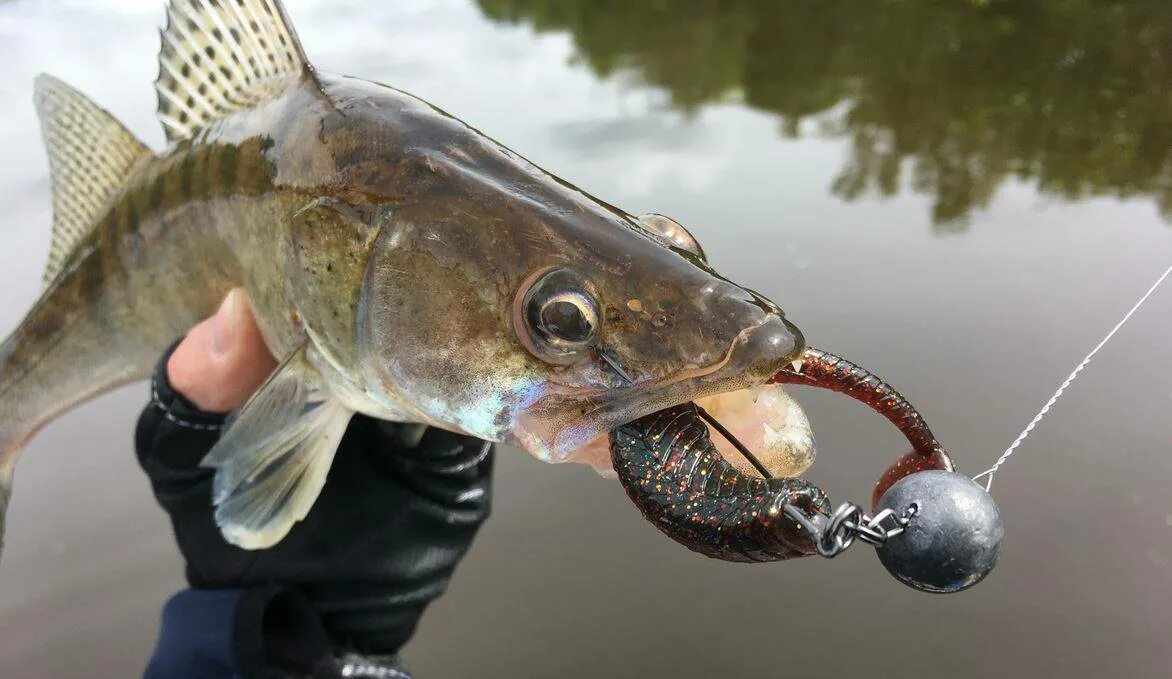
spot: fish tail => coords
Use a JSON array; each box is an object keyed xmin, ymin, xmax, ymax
[
  {"xmin": 0, "ymin": 421, "xmax": 16, "ymax": 555},
  {"xmin": 0, "ymin": 279, "xmax": 166, "ymax": 554},
  {"xmin": 0, "ymin": 76, "xmax": 161, "ymax": 556},
  {"xmin": 0, "ymin": 318, "xmax": 49, "ymax": 554},
  {"xmin": 0, "ymin": 325, "xmax": 20, "ymax": 554}
]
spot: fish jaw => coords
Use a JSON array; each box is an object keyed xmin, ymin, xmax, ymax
[
  {"xmin": 549, "ymin": 382, "xmax": 816, "ymax": 480},
  {"xmin": 509, "ymin": 313, "xmax": 805, "ymax": 464},
  {"xmin": 694, "ymin": 383, "xmax": 816, "ymax": 477}
]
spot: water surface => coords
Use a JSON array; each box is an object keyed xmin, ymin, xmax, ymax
[{"xmin": 0, "ymin": 1, "xmax": 1169, "ymax": 676}]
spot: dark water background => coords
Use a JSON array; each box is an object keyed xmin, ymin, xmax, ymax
[{"xmin": 1, "ymin": 1, "xmax": 1169, "ymax": 676}]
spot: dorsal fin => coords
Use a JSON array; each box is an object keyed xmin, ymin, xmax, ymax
[
  {"xmin": 34, "ymin": 75, "xmax": 152, "ymax": 284},
  {"xmin": 155, "ymin": 0, "xmax": 317, "ymax": 142}
]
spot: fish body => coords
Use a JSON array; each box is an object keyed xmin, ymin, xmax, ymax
[{"xmin": 0, "ymin": 0, "xmax": 811, "ymax": 552}]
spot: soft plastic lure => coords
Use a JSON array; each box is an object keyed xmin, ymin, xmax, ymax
[{"xmin": 610, "ymin": 347, "xmax": 953, "ymax": 562}]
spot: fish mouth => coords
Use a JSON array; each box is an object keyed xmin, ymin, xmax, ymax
[{"xmin": 512, "ymin": 314, "xmax": 803, "ymax": 464}]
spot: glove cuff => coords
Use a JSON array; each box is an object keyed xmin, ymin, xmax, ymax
[{"xmin": 147, "ymin": 337, "xmax": 230, "ymax": 434}]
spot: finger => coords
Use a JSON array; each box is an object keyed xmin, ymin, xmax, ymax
[{"xmin": 167, "ymin": 289, "xmax": 278, "ymax": 413}]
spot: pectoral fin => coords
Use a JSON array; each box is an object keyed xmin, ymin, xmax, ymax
[{"xmin": 202, "ymin": 343, "xmax": 353, "ymax": 549}]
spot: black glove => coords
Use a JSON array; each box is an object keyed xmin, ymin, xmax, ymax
[{"xmin": 136, "ymin": 343, "xmax": 494, "ymax": 670}]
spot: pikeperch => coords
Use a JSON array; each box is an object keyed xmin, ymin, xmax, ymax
[{"xmin": 0, "ymin": 0, "xmax": 817, "ymax": 552}]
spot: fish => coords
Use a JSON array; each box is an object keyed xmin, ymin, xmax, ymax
[{"xmin": 0, "ymin": 0, "xmax": 819, "ymax": 553}]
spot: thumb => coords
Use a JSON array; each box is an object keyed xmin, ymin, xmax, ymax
[{"xmin": 166, "ymin": 289, "xmax": 278, "ymax": 414}]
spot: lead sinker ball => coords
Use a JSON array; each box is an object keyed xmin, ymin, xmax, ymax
[{"xmin": 874, "ymin": 470, "xmax": 1004, "ymax": 593}]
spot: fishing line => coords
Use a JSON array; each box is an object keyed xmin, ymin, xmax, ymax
[
  {"xmin": 592, "ymin": 345, "xmax": 773, "ymax": 478},
  {"xmin": 972, "ymin": 263, "xmax": 1172, "ymax": 492}
]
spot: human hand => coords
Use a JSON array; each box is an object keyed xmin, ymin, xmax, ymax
[
  {"xmin": 137, "ymin": 289, "xmax": 494, "ymax": 673},
  {"xmin": 165, "ymin": 288, "xmax": 278, "ymax": 414}
]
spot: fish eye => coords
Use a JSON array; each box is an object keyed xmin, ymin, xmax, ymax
[
  {"xmin": 537, "ymin": 295, "xmax": 595, "ymax": 343},
  {"xmin": 638, "ymin": 213, "xmax": 707, "ymax": 261},
  {"xmin": 517, "ymin": 268, "xmax": 600, "ymax": 363}
]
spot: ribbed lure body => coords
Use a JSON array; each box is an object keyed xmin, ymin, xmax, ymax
[{"xmin": 611, "ymin": 403, "xmax": 828, "ymax": 562}]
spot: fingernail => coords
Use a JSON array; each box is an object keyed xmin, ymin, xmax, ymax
[{"xmin": 209, "ymin": 290, "xmax": 240, "ymax": 359}]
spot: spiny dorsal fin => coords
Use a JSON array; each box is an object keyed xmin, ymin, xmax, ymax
[
  {"xmin": 155, "ymin": 0, "xmax": 317, "ymax": 142},
  {"xmin": 34, "ymin": 75, "xmax": 152, "ymax": 284}
]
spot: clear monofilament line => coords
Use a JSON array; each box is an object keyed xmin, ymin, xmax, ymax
[{"xmin": 972, "ymin": 264, "xmax": 1172, "ymax": 492}]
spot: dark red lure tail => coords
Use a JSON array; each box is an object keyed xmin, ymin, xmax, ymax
[
  {"xmin": 610, "ymin": 347, "xmax": 953, "ymax": 562},
  {"xmin": 770, "ymin": 348, "xmax": 954, "ymax": 508}
]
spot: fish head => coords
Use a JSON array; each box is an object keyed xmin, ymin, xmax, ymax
[
  {"xmin": 344, "ymin": 85, "xmax": 805, "ymax": 464},
  {"xmin": 361, "ymin": 199, "xmax": 803, "ymax": 464},
  {"xmin": 505, "ymin": 230, "xmax": 808, "ymax": 463}
]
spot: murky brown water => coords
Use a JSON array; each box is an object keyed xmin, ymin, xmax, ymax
[{"xmin": 1, "ymin": 1, "xmax": 1170, "ymax": 676}]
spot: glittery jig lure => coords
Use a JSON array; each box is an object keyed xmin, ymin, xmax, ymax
[{"xmin": 610, "ymin": 346, "xmax": 1002, "ymax": 592}]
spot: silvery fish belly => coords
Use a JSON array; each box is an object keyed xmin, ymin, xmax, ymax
[{"xmin": 0, "ymin": 0, "xmax": 814, "ymax": 554}]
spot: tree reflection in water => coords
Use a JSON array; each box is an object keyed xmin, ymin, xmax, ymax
[{"xmin": 478, "ymin": 0, "xmax": 1171, "ymax": 229}]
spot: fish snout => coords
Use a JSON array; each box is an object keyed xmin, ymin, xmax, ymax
[
  {"xmin": 692, "ymin": 279, "xmax": 804, "ymax": 380},
  {"xmin": 733, "ymin": 312, "xmax": 806, "ymax": 382}
]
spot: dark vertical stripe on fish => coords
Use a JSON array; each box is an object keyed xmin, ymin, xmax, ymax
[
  {"xmin": 179, "ymin": 145, "xmax": 196, "ymax": 199},
  {"xmin": 219, "ymin": 143, "xmax": 238, "ymax": 189},
  {"xmin": 150, "ymin": 171, "xmax": 166, "ymax": 213},
  {"xmin": 195, "ymin": 144, "xmax": 213, "ymax": 199}
]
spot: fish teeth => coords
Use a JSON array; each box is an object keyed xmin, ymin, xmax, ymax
[{"xmin": 790, "ymin": 358, "xmax": 804, "ymax": 373}]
